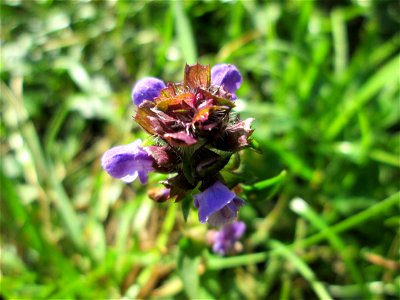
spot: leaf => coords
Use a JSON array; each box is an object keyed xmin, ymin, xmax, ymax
[
  {"xmin": 181, "ymin": 194, "xmax": 193, "ymax": 222},
  {"xmin": 325, "ymin": 57, "xmax": 399, "ymax": 140},
  {"xmin": 164, "ymin": 131, "xmax": 197, "ymax": 147},
  {"xmin": 269, "ymin": 240, "xmax": 333, "ymax": 300},
  {"xmin": 0, "ymin": 170, "xmax": 43, "ymax": 252},
  {"xmin": 248, "ymin": 138, "xmax": 262, "ymax": 153},
  {"xmin": 173, "ymin": 1, "xmax": 197, "ymax": 63},
  {"xmin": 156, "ymin": 92, "xmax": 194, "ymax": 111},
  {"xmin": 159, "ymin": 84, "xmax": 177, "ymax": 99},
  {"xmin": 162, "ymin": 174, "xmax": 195, "ymax": 202},
  {"xmin": 194, "ymin": 148, "xmax": 232, "ymax": 178},
  {"xmin": 134, "ymin": 101, "xmax": 158, "ymax": 135},
  {"xmin": 177, "ymin": 238, "xmax": 202, "ymax": 298},
  {"xmin": 135, "ymin": 101, "xmax": 176, "ymax": 136},
  {"xmin": 184, "ymin": 63, "xmax": 211, "ymax": 90},
  {"xmin": 289, "ymin": 197, "xmax": 369, "ymax": 298},
  {"xmin": 242, "ymin": 170, "xmax": 287, "ymax": 191},
  {"xmin": 192, "ymin": 105, "xmax": 226, "ymax": 123},
  {"xmin": 200, "ymin": 88, "xmax": 235, "ymax": 108},
  {"xmin": 182, "ymin": 155, "xmax": 196, "ymax": 185}
]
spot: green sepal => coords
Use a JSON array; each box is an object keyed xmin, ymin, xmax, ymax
[{"xmin": 248, "ymin": 138, "xmax": 263, "ymax": 153}]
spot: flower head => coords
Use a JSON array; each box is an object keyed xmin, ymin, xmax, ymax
[
  {"xmin": 134, "ymin": 64, "xmax": 243, "ymax": 148},
  {"xmin": 131, "ymin": 77, "xmax": 166, "ymax": 106},
  {"xmin": 194, "ymin": 181, "xmax": 245, "ymax": 227},
  {"xmin": 101, "ymin": 140, "xmax": 154, "ymax": 184},
  {"xmin": 208, "ymin": 221, "xmax": 246, "ymax": 255},
  {"xmin": 102, "ymin": 63, "xmax": 255, "ymax": 228}
]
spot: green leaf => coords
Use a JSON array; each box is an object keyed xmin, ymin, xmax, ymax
[
  {"xmin": 173, "ymin": 1, "xmax": 197, "ymax": 64},
  {"xmin": 269, "ymin": 239, "xmax": 333, "ymax": 300},
  {"xmin": 248, "ymin": 138, "xmax": 262, "ymax": 153},
  {"xmin": 0, "ymin": 170, "xmax": 43, "ymax": 252},
  {"xmin": 242, "ymin": 170, "xmax": 287, "ymax": 191},
  {"xmin": 290, "ymin": 197, "xmax": 369, "ymax": 298},
  {"xmin": 177, "ymin": 238, "xmax": 202, "ymax": 298},
  {"xmin": 181, "ymin": 194, "xmax": 193, "ymax": 223},
  {"xmin": 325, "ymin": 57, "xmax": 399, "ymax": 140}
]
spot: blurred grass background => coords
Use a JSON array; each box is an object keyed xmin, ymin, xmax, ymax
[{"xmin": 1, "ymin": 0, "xmax": 399, "ymax": 299}]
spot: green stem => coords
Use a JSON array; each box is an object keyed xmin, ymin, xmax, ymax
[{"xmin": 242, "ymin": 170, "xmax": 287, "ymax": 191}]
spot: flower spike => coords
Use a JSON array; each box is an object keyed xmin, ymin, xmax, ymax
[{"xmin": 103, "ymin": 63, "xmax": 256, "ymax": 230}]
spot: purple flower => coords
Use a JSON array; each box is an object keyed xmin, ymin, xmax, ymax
[
  {"xmin": 194, "ymin": 181, "xmax": 245, "ymax": 227},
  {"xmin": 101, "ymin": 140, "xmax": 154, "ymax": 184},
  {"xmin": 209, "ymin": 221, "xmax": 246, "ymax": 255},
  {"xmin": 211, "ymin": 64, "xmax": 242, "ymax": 96},
  {"xmin": 131, "ymin": 77, "xmax": 166, "ymax": 106}
]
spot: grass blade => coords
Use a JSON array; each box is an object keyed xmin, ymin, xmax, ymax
[
  {"xmin": 325, "ymin": 57, "xmax": 399, "ymax": 140},
  {"xmin": 290, "ymin": 197, "xmax": 369, "ymax": 298},
  {"xmin": 269, "ymin": 240, "xmax": 333, "ymax": 300},
  {"xmin": 172, "ymin": 1, "xmax": 197, "ymax": 64}
]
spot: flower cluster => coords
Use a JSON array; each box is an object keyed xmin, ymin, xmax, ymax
[{"xmin": 102, "ymin": 63, "xmax": 255, "ymax": 227}]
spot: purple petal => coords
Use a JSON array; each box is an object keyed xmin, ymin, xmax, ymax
[
  {"xmin": 131, "ymin": 77, "xmax": 166, "ymax": 106},
  {"xmin": 101, "ymin": 140, "xmax": 153, "ymax": 184},
  {"xmin": 223, "ymin": 221, "xmax": 246, "ymax": 239},
  {"xmin": 134, "ymin": 151, "xmax": 154, "ymax": 184},
  {"xmin": 212, "ymin": 221, "xmax": 246, "ymax": 255},
  {"xmin": 211, "ymin": 64, "xmax": 242, "ymax": 94},
  {"xmin": 194, "ymin": 181, "xmax": 245, "ymax": 227},
  {"xmin": 207, "ymin": 198, "xmax": 244, "ymax": 227},
  {"xmin": 207, "ymin": 205, "xmax": 237, "ymax": 227},
  {"xmin": 212, "ymin": 242, "xmax": 226, "ymax": 255}
]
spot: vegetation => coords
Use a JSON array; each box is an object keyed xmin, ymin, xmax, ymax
[{"xmin": 1, "ymin": 1, "xmax": 399, "ymax": 299}]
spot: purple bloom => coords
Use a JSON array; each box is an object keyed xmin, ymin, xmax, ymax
[
  {"xmin": 194, "ymin": 181, "xmax": 245, "ymax": 227},
  {"xmin": 210, "ymin": 221, "xmax": 246, "ymax": 255},
  {"xmin": 101, "ymin": 140, "xmax": 154, "ymax": 184},
  {"xmin": 131, "ymin": 77, "xmax": 166, "ymax": 106},
  {"xmin": 211, "ymin": 64, "xmax": 243, "ymax": 96}
]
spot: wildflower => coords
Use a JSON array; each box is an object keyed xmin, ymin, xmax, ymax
[
  {"xmin": 208, "ymin": 221, "xmax": 246, "ymax": 255},
  {"xmin": 194, "ymin": 181, "xmax": 245, "ymax": 227},
  {"xmin": 102, "ymin": 63, "xmax": 256, "ymax": 226},
  {"xmin": 101, "ymin": 140, "xmax": 154, "ymax": 184}
]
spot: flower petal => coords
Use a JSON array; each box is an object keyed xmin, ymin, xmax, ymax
[
  {"xmin": 211, "ymin": 64, "xmax": 242, "ymax": 94},
  {"xmin": 226, "ymin": 220, "xmax": 246, "ymax": 239},
  {"xmin": 134, "ymin": 151, "xmax": 154, "ymax": 184},
  {"xmin": 131, "ymin": 77, "xmax": 166, "ymax": 106},
  {"xmin": 101, "ymin": 140, "xmax": 153, "ymax": 184},
  {"xmin": 194, "ymin": 181, "xmax": 244, "ymax": 226},
  {"xmin": 101, "ymin": 141, "xmax": 141, "ymax": 180},
  {"xmin": 211, "ymin": 221, "xmax": 246, "ymax": 255},
  {"xmin": 207, "ymin": 205, "xmax": 237, "ymax": 227}
]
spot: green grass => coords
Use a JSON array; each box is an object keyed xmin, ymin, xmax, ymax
[{"xmin": 1, "ymin": 1, "xmax": 399, "ymax": 299}]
